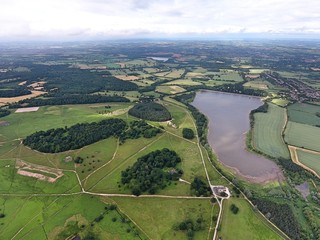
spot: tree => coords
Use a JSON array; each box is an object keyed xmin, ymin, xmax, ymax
[{"xmin": 182, "ymin": 128, "xmax": 195, "ymax": 139}]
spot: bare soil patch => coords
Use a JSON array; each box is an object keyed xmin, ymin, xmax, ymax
[
  {"xmin": 0, "ymin": 121, "xmax": 10, "ymax": 126},
  {"xmin": 18, "ymin": 81, "xmax": 27, "ymax": 86},
  {"xmin": 295, "ymin": 182, "xmax": 310, "ymax": 199},
  {"xmin": 16, "ymin": 159, "xmax": 63, "ymax": 182},
  {"xmin": 115, "ymin": 75, "xmax": 140, "ymax": 81},
  {"xmin": 28, "ymin": 81, "xmax": 46, "ymax": 88},
  {"xmin": 15, "ymin": 107, "xmax": 40, "ymax": 113},
  {"xmin": 0, "ymin": 90, "xmax": 46, "ymax": 105}
]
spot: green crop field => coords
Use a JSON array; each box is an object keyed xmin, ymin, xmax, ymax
[
  {"xmin": 253, "ymin": 104, "xmax": 290, "ymax": 159},
  {"xmin": 218, "ymin": 198, "xmax": 282, "ymax": 240},
  {"xmin": 288, "ymin": 103, "xmax": 320, "ymax": 126},
  {"xmin": 285, "ymin": 121, "xmax": 320, "ymax": 152},
  {"xmin": 109, "ymin": 197, "xmax": 215, "ymax": 240},
  {"xmin": 297, "ymin": 150, "xmax": 320, "ymax": 175}
]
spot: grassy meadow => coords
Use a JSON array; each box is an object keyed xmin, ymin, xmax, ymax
[{"xmin": 218, "ymin": 198, "xmax": 282, "ymax": 240}]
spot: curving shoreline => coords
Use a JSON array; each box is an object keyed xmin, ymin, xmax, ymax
[{"xmin": 192, "ymin": 90, "xmax": 284, "ymax": 183}]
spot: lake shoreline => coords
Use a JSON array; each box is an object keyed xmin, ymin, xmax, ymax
[{"xmin": 192, "ymin": 90, "xmax": 284, "ymax": 184}]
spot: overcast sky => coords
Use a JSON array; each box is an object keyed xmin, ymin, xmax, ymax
[{"xmin": 1, "ymin": 0, "xmax": 320, "ymax": 40}]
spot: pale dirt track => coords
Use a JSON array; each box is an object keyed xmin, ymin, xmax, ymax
[{"xmin": 288, "ymin": 145, "xmax": 320, "ymax": 178}]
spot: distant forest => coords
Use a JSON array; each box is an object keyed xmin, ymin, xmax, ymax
[
  {"xmin": 0, "ymin": 87, "xmax": 31, "ymax": 98},
  {"xmin": 12, "ymin": 94, "xmax": 129, "ymax": 108}
]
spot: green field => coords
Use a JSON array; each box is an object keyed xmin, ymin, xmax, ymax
[
  {"xmin": 297, "ymin": 150, "xmax": 320, "ymax": 175},
  {"xmin": 109, "ymin": 197, "xmax": 215, "ymax": 240},
  {"xmin": 164, "ymin": 79, "xmax": 202, "ymax": 86},
  {"xmin": 0, "ymin": 195, "xmax": 145, "ymax": 240},
  {"xmin": 271, "ymin": 98, "xmax": 290, "ymax": 107},
  {"xmin": 218, "ymin": 198, "xmax": 282, "ymax": 240},
  {"xmin": 156, "ymin": 85, "xmax": 186, "ymax": 94},
  {"xmin": 288, "ymin": 102, "xmax": 320, "ymax": 126},
  {"xmin": 253, "ymin": 104, "xmax": 290, "ymax": 159},
  {"xmin": 285, "ymin": 121, "xmax": 320, "ymax": 152},
  {"xmin": 0, "ymin": 103, "xmax": 131, "ymax": 142},
  {"xmin": 244, "ymin": 80, "xmax": 268, "ymax": 90}
]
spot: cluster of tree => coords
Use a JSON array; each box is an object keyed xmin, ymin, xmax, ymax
[
  {"xmin": 0, "ymin": 109, "xmax": 10, "ymax": 118},
  {"xmin": 182, "ymin": 128, "xmax": 195, "ymax": 139},
  {"xmin": 252, "ymin": 198, "xmax": 301, "ymax": 239},
  {"xmin": 0, "ymin": 87, "xmax": 31, "ymax": 97},
  {"xmin": 249, "ymin": 102, "xmax": 269, "ymax": 128},
  {"xmin": 174, "ymin": 93, "xmax": 207, "ymax": 144},
  {"xmin": 173, "ymin": 217, "xmax": 205, "ymax": 240},
  {"xmin": 251, "ymin": 102, "xmax": 269, "ymax": 114},
  {"xmin": 12, "ymin": 94, "xmax": 129, "ymax": 108},
  {"xmin": 303, "ymin": 207, "xmax": 320, "ymax": 239},
  {"xmin": 119, "ymin": 120, "xmax": 161, "ymax": 143},
  {"xmin": 74, "ymin": 157, "xmax": 84, "ymax": 164},
  {"xmin": 121, "ymin": 148, "xmax": 182, "ymax": 195},
  {"xmin": 190, "ymin": 177, "xmax": 211, "ymax": 197},
  {"xmin": 230, "ymin": 204, "xmax": 239, "ymax": 214},
  {"xmin": 276, "ymin": 157, "xmax": 316, "ymax": 184},
  {"xmin": 23, "ymin": 118, "xmax": 126, "ymax": 153},
  {"xmin": 128, "ymin": 102, "xmax": 171, "ymax": 122}
]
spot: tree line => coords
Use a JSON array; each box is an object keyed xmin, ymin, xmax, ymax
[
  {"xmin": 23, "ymin": 119, "xmax": 161, "ymax": 153},
  {"xmin": 119, "ymin": 120, "xmax": 161, "ymax": 143},
  {"xmin": 0, "ymin": 109, "xmax": 10, "ymax": 118},
  {"xmin": 0, "ymin": 87, "xmax": 31, "ymax": 98},
  {"xmin": 23, "ymin": 118, "xmax": 126, "ymax": 153},
  {"xmin": 11, "ymin": 94, "xmax": 129, "ymax": 108}
]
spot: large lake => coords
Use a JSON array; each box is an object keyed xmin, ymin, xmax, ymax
[{"xmin": 192, "ymin": 91, "xmax": 283, "ymax": 183}]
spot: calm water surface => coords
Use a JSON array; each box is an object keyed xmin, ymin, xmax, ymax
[{"xmin": 192, "ymin": 91, "xmax": 283, "ymax": 183}]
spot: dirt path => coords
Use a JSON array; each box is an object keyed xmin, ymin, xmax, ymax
[
  {"xmin": 288, "ymin": 145, "xmax": 320, "ymax": 178},
  {"xmin": 87, "ymin": 133, "xmax": 166, "ymax": 191},
  {"xmin": 83, "ymin": 138, "xmax": 120, "ymax": 187}
]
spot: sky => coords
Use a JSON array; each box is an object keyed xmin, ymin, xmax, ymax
[{"xmin": 1, "ymin": 0, "xmax": 320, "ymax": 40}]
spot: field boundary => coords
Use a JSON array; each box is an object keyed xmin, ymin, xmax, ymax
[{"xmin": 288, "ymin": 145, "xmax": 320, "ymax": 178}]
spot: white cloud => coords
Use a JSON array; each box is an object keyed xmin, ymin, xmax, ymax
[{"xmin": 0, "ymin": 0, "xmax": 319, "ymax": 40}]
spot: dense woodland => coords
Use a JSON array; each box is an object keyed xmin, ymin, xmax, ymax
[
  {"xmin": 0, "ymin": 109, "xmax": 10, "ymax": 118},
  {"xmin": 121, "ymin": 148, "xmax": 183, "ymax": 195},
  {"xmin": 252, "ymin": 198, "xmax": 302, "ymax": 239},
  {"xmin": 0, "ymin": 87, "xmax": 31, "ymax": 97},
  {"xmin": 24, "ymin": 119, "xmax": 126, "ymax": 153},
  {"xmin": 128, "ymin": 102, "xmax": 172, "ymax": 121},
  {"xmin": 119, "ymin": 120, "xmax": 161, "ymax": 143},
  {"xmin": 24, "ymin": 119, "xmax": 161, "ymax": 153},
  {"xmin": 182, "ymin": 128, "xmax": 195, "ymax": 139},
  {"xmin": 190, "ymin": 177, "xmax": 211, "ymax": 197},
  {"xmin": 12, "ymin": 94, "xmax": 129, "ymax": 108}
]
